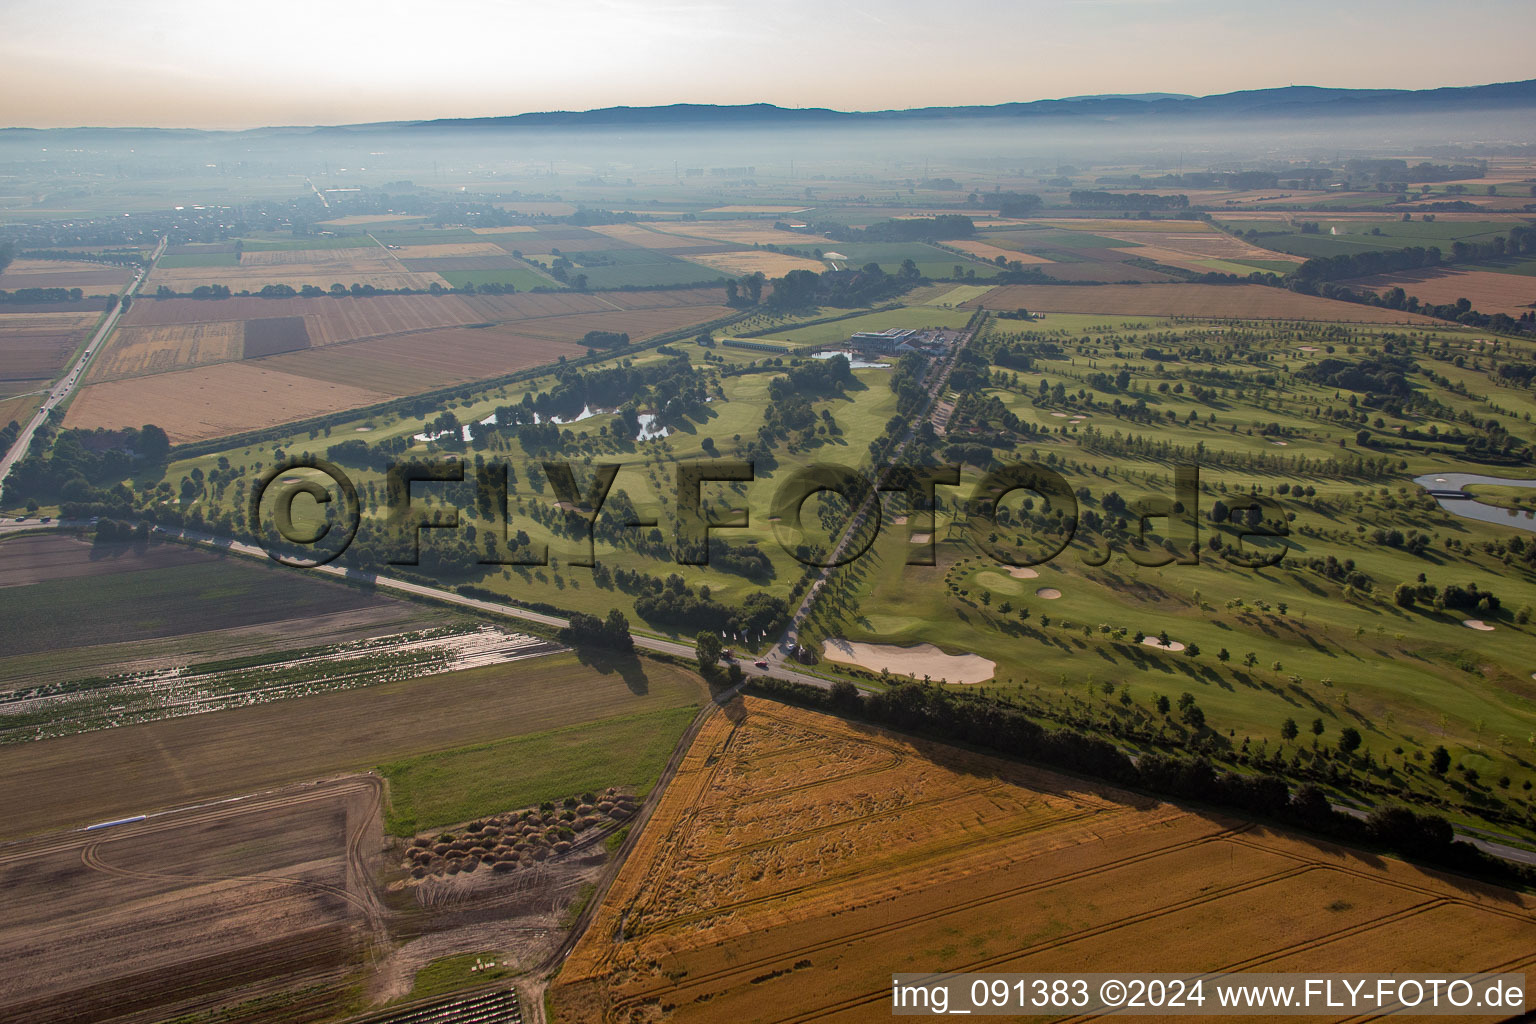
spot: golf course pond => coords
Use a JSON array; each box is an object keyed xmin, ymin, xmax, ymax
[{"xmin": 1413, "ymin": 471, "xmax": 1536, "ymax": 534}]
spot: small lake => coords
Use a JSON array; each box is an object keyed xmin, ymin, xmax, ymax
[{"xmin": 1412, "ymin": 471, "xmax": 1536, "ymax": 534}]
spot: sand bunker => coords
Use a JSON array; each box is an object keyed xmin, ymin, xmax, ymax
[
  {"xmin": 910, "ymin": 532, "xmax": 932, "ymax": 544},
  {"xmin": 1035, "ymin": 587, "xmax": 1062, "ymax": 600},
  {"xmin": 822, "ymin": 639, "xmax": 995, "ymax": 684},
  {"xmin": 354, "ymin": 426, "xmax": 374, "ymax": 432},
  {"xmin": 1006, "ymin": 566, "xmax": 1040, "ymax": 579},
  {"xmin": 1050, "ymin": 412, "xmax": 1070, "ymax": 418},
  {"xmin": 892, "ymin": 515, "xmax": 908, "ymax": 525},
  {"xmin": 1299, "ymin": 346, "xmax": 1319, "ymax": 352},
  {"xmin": 1141, "ymin": 636, "xmax": 1186, "ymax": 652},
  {"xmin": 1463, "ymin": 619, "xmax": 1495, "ymax": 631}
]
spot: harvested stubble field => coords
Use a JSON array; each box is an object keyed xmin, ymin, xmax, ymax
[
  {"xmin": 76, "ymin": 288, "xmax": 731, "ymax": 435},
  {"xmin": 259, "ymin": 328, "xmax": 582, "ymax": 393},
  {"xmin": 1095, "ymin": 228, "xmax": 1305, "ymax": 270},
  {"xmin": 85, "ymin": 320, "xmax": 245, "ymax": 381},
  {"xmin": 648, "ymin": 219, "xmax": 815, "ymax": 247},
  {"xmin": 0, "ymin": 776, "xmax": 383, "ymax": 1024},
  {"xmin": 399, "ymin": 255, "xmax": 528, "ymax": 272},
  {"xmin": 0, "ymin": 318, "xmax": 94, "ymax": 381},
  {"xmin": 944, "ymin": 239, "xmax": 1053, "ymax": 264},
  {"xmin": 0, "ymin": 257, "xmax": 132, "ymax": 291},
  {"xmin": 237, "ymin": 246, "xmax": 390, "ymax": 267},
  {"xmin": 963, "ymin": 283, "xmax": 1442, "ymax": 322},
  {"xmin": 63, "ymin": 360, "xmax": 393, "ymax": 441},
  {"xmin": 553, "ymin": 699, "xmax": 1536, "ymax": 1024},
  {"xmin": 123, "ymin": 289, "xmax": 725, "ymax": 342},
  {"xmin": 586, "ymin": 223, "xmax": 735, "ymax": 251},
  {"xmin": 1350, "ymin": 267, "xmax": 1536, "ymax": 315},
  {"xmin": 681, "ymin": 250, "xmax": 826, "ymax": 277}
]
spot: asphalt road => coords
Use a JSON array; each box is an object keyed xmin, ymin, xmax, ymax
[{"xmin": 0, "ymin": 238, "xmax": 165, "ymax": 505}]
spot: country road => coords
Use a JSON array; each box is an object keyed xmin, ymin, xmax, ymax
[
  {"xmin": 0, "ymin": 237, "xmax": 166, "ymax": 504},
  {"xmin": 0, "ymin": 517, "xmax": 832, "ymax": 692}
]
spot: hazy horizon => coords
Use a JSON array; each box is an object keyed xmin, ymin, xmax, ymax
[{"xmin": 3, "ymin": 0, "xmax": 1535, "ymax": 131}]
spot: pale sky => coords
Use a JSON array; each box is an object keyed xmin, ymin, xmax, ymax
[{"xmin": 1, "ymin": 0, "xmax": 1532, "ymax": 129}]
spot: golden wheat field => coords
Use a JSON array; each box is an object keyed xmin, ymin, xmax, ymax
[
  {"xmin": 64, "ymin": 362, "xmax": 392, "ymax": 442},
  {"xmin": 86, "ymin": 321, "xmax": 246, "ymax": 381},
  {"xmin": 682, "ymin": 250, "xmax": 827, "ymax": 276},
  {"xmin": 552, "ymin": 698, "xmax": 1536, "ymax": 1024}
]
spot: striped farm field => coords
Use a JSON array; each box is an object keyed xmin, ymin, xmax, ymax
[
  {"xmin": 0, "ymin": 311, "xmax": 99, "ymax": 383},
  {"xmin": 0, "ymin": 258, "xmax": 132, "ymax": 292},
  {"xmin": 86, "ymin": 321, "xmax": 245, "ymax": 381},
  {"xmin": 682, "ymin": 249, "xmax": 826, "ymax": 277},
  {"xmin": 552, "ymin": 699, "xmax": 1536, "ymax": 1024},
  {"xmin": 945, "ymin": 239, "xmax": 1054, "ymax": 264},
  {"xmin": 963, "ymin": 284, "xmax": 1443, "ymax": 322},
  {"xmin": 585, "ymin": 223, "xmax": 734, "ymax": 251},
  {"xmin": 647, "ymin": 219, "xmax": 814, "ymax": 247},
  {"xmin": 71, "ymin": 288, "xmax": 733, "ymax": 437}
]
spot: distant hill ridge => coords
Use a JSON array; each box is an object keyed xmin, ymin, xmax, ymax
[{"xmin": 4, "ymin": 79, "xmax": 1535, "ymax": 136}]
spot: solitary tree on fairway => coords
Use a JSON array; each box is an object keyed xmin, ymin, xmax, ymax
[
  {"xmin": 1430, "ymin": 745, "xmax": 1452, "ymax": 775},
  {"xmin": 1339, "ymin": 727, "xmax": 1362, "ymax": 754},
  {"xmin": 1281, "ymin": 718, "xmax": 1299, "ymax": 742}
]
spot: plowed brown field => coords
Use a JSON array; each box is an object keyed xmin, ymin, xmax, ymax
[
  {"xmin": 0, "ymin": 258, "xmax": 132, "ymax": 291},
  {"xmin": 552, "ymin": 699, "xmax": 1536, "ymax": 1024},
  {"xmin": 1350, "ymin": 267, "xmax": 1536, "ymax": 316},
  {"xmin": 0, "ymin": 776, "xmax": 382, "ymax": 1024}
]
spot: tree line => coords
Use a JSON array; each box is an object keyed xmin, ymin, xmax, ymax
[{"xmin": 746, "ymin": 677, "xmax": 1536, "ymax": 889}]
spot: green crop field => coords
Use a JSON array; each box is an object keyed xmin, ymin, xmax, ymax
[
  {"xmin": 379, "ymin": 703, "xmax": 699, "ymax": 834},
  {"xmin": 439, "ymin": 267, "xmax": 562, "ymax": 291},
  {"xmin": 1217, "ymin": 219, "xmax": 1520, "ymax": 260},
  {"xmin": 238, "ymin": 235, "xmax": 377, "ymax": 251}
]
